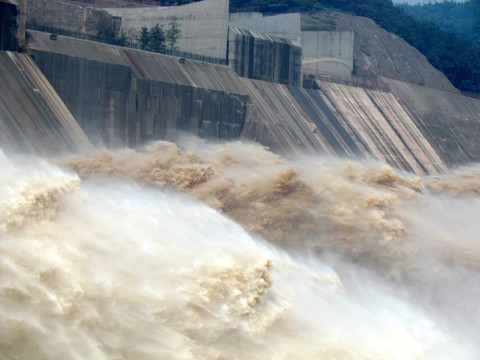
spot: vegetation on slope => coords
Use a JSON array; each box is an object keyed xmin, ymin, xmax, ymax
[
  {"xmin": 229, "ymin": 0, "xmax": 480, "ymax": 94},
  {"xmin": 401, "ymin": 0, "xmax": 480, "ymax": 46}
]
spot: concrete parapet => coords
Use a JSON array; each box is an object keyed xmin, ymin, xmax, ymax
[
  {"xmin": 301, "ymin": 31, "xmax": 353, "ymax": 77},
  {"xmin": 228, "ymin": 27, "xmax": 302, "ymax": 86}
]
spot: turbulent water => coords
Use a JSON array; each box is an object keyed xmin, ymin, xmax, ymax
[{"xmin": 1, "ymin": 138, "xmax": 480, "ymax": 359}]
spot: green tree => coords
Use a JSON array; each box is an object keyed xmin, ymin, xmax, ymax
[
  {"xmin": 138, "ymin": 26, "xmax": 150, "ymax": 50},
  {"xmin": 115, "ymin": 29, "xmax": 128, "ymax": 46},
  {"xmin": 148, "ymin": 24, "xmax": 166, "ymax": 52},
  {"xmin": 165, "ymin": 17, "xmax": 181, "ymax": 54}
]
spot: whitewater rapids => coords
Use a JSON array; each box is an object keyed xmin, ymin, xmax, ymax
[{"xmin": 1, "ymin": 139, "xmax": 480, "ymax": 359}]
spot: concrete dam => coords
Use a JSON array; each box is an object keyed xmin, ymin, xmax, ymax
[
  {"xmin": 4, "ymin": 3, "xmax": 480, "ymax": 358},
  {"xmin": 13, "ymin": 29, "xmax": 480, "ymax": 175},
  {"xmin": 1, "ymin": 0, "xmax": 480, "ymax": 175}
]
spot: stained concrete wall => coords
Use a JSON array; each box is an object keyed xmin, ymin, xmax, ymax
[
  {"xmin": 228, "ymin": 27, "xmax": 302, "ymax": 86},
  {"xmin": 0, "ymin": 2, "xmax": 19, "ymax": 50},
  {"xmin": 101, "ymin": 0, "xmax": 229, "ymax": 59},
  {"xmin": 31, "ymin": 50, "xmax": 131, "ymax": 147},
  {"xmin": 301, "ymin": 31, "xmax": 354, "ymax": 77},
  {"xmin": 308, "ymin": 80, "xmax": 446, "ymax": 173},
  {"xmin": 239, "ymin": 78, "xmax": 446, "ymax": 174},
  {"xmin": 0, "ymin": 51, "xmax": 91, "ymax": 154},
  {"xmin": 28, "ymin": 31, "xmax": 248, "ymax": 148},
  {"xmin": 385, "ymin": 78, "xmax": 480, "ymax": 167},
  {"xmin": 26, "ymin": 0, "xmax": 118, "ymax": 37},
  {"xmin": 26, "ymin": 31, "xmax": 480, "ymax": 175},
  {"xmin": 229, "ymin": 12, "xmax": 301, "ymax": 43}
]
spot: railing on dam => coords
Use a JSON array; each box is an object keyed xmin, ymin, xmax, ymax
[{"xmin": 26, "ymin": 22, "xmax": 228, "ymax": 66}]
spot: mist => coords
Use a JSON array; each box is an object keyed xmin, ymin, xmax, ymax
[{"xmin": 1, "ymin": 139, "xmax": 480, "ymax": 359}]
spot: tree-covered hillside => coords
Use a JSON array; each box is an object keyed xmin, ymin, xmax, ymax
[
  {"xmin": 401, "ymin": 0, "xmax": 480, "ymax": 46},
  {"xmin": 229, "ymin": 0, "xmax": 480, "ymax": 94}
]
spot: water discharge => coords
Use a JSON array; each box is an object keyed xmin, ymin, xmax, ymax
[{"xmin": 1, "ymin": 140, "xmax": 480, "ymax": 359}]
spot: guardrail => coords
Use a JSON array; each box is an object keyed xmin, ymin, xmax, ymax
[{"xmin": 26, "ymin": 22, "xmax": 228, "ymax": 66}]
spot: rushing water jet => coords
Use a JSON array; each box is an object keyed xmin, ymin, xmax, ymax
[{"xmin": 1, "ymin": 140, "xmax": 480, "ymax": 359}]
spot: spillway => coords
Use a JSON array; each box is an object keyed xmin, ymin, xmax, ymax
[
  {"xmin": 26, "ymin": 31, "xmax": 480, "ymax": 175},
  {"xmin": 0, "ymin": 51, "xmax": 91, "ymax": 155}
]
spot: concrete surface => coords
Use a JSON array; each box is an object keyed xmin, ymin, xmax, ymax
[
  {"xmin": 229, "ymin": 12, "xmax": 301, "ymax": 42},
  {"xmin": 386, "ymin": 78, "xmax": 480, "ymax": 167},
  {"xmin": 0, "ymin": 51, "xmax": 91, "ymax": 154},
  {"xmin": 101, "ymin": 0, "xmax": 229, "ymax": 59},
  {"xmin": 301, "ymin": 31, "xmax": 353, "ymax": 77},
  {"xmin": 26, "ymin": 0, "xmax": 118, "ymax": 37},
  {"xmin": 228, "ymin": 27, "xmax": 302, "ymax": 86},
  {"xmin": 29, "ymin": 31, "xmax": 248, "ymax": 148},
  {"xmin": 25, "ymin": 31, "xmax": 480, "ymax": 175},
  {"xmin": 301, "ymin": 11, "xmax": 457, "ymax": 91}
]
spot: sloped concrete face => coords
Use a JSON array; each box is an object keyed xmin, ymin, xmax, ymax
[
  {"xmin": 229, "ymin": 12, "xmax": 301, "ymax": 42},
  {"xmin": 385, "ymin": 78, "xmax": 480, "ymax": 167},
  {"xmin": 0, "ymin": 51, "xmax": 91, "ymax": 155},
  {"xmin": 228, "ymin": 27, "xmax": 302, "ymax": 86},
  {"xmin": 307, "ymin": 80, "xmax": 446, "ymax": 174},
  {"xmin": 301, "ymin": 31, "xmax": 354, "ymax": 77},
  {"xmin": 102, "ymin": 0, "xmax": 229, "ymax": 59},
  {"xmin": 239, "ymin": 78, "xmax": 446, "ymax": 174}
]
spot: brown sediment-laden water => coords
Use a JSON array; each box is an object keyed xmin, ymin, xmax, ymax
[{"xmin": 1, "ymin": 138, "xmax": 480, "ymax": 359}]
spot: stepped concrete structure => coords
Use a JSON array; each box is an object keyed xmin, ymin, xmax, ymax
[
  {"xmin": 301, "ymin": 31, "xmax": 353, "ymax": 77},
  {"xmin": 101, "ymin": 0, "xmax": 229, "ymax": 59},
  {"xmin": 228, "ymin": 12, "xmax": 353, "ymax": 79}
]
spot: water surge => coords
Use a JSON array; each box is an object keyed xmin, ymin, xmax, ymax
[{"xmin": 1, "ymin": 140, "xmax": 480, "ymax": 359}]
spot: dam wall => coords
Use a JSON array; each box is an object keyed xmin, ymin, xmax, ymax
[
  {"xmin": 239, "ymin": 78, "xmax": 446, "ymax": 174},
  {"xmin": 386, "ymin": 78, "xmax": 480, "ymax": 167},
  {"xmin": 31, "ymin": 51, "xmax": 131, "ymax": 147},
  {"xmin": 0, "ymin": 51, "xmax": 91, "ymax": 154},
  {"xmin": 27, "ymin": 31, "xmax": 480, "ymax": 175},
  {"xmin": 29, "ymin": 31, "xmax": 248, "ymax": 148},
  {"xmin": 228, "ymin": 27, "xmax": 302, "ymax": 86}
]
